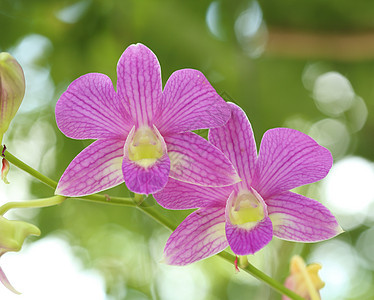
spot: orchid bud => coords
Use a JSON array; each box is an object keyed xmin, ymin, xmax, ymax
[
  {"xmin": 1, "ymin": 157, "xmax": 10, "ymax": 184},
  {"xmin": 0, "ymin": 216, "xmax": 40, "ymax": 294},
  {"xmin": 0, "ymin": 216, "xmax": 40, "ymax": 255},
  {"xmin": 283, "ymin": 255, "xmax": 325, "ymax": 300},
  {"xmin": 0, "ymin": 53, "xmax": 25, "ymax": 144}
]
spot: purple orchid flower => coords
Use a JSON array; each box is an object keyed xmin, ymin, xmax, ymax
[
  {"xmin": 55, "ymin": 43, "xmax": 240, "ymax": 195},
  {"xmin": 154, "ymin": 103, "xmax": 342, "ymax": 265}
]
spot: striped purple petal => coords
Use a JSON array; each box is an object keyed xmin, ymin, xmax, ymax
[
  {"xmin": 154, "ymin": 177, "xmax": 231, "ymax": 210},
  {"xmin": 209, "ymin": 103, "xmax": 257, "ymax": 190},
  {"xmin": 225, "ymin": 217, "xmax": 273, "ymax": 255},
  {"xmin": 252, "ymin": 128, "xmax": 333, "ymax": 199},
  {"xmin": 56, "ymin": 139, "xmax": 125, "ymax": 196},
  {"xmin": 267, "ymin": 191, "xmax": 343, "ymax": 242},
  {"xmin": 122, "ymin": 153, "xmax": 170, "ymax": 195},
  {"xmin": 224, "ymin": 192, "xmax": 273, "ymax": 255},
  {"xmin": 165, "ymin": 132, "xmax": 240, "ymax": 187},
  {"xmin": 155, "ymin": 69, "xmax": 230, "ymax": 135},
  {"xmin": 56, "ymin": 73, "xmax": 132, "ymax": 140},
  {"xmin": 163, "ymin": 207, "xmax": 227, "ymax": 265},
  {"xmin": 116, "ymin": 43, "xmax": 162, "ymax": 127}
]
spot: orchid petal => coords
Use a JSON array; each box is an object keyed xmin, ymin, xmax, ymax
[
  {"xmin": 225, "ymin": 217, "xmax": 273, "ymax": 255},
  {"xmin": 0, "ymin": 266, "xmax": 20, "ymax": 294},
  {"xmin": 155, "ymin": 69, "xmax": 230, "ymax": 135},
  {"xmin": 154, "ymin": 177, "xmax": 232, "ymax": 210},
  {"xmin": 252, "ymin": 128, "xmax": 333, "ymax": 199},
  {"xmin": 56, "ymin": 73, "xmax": 132, "ymax": 140},
  {"xmin": 122, "ymin": 126, "xmax": 170, "ymax": 194},
  {"xmin": 56, "ymin": 139, "xmax": 124, "ymax": 196},
  {"xmin": 116, "ymin": 43, "xmax": 162, "ymax": 127},
  {"xmin": 224, "ymin": 192, "xmax": 273, "ymax": 255},
  {"xmin": 209, "ymin": 103, "xmax": 257, "ymax": 189},
  {"xmin": 164, "ymin": 207, "xmax": 227, "ymax": 265},
  {"xmin": 267, "ymin": 191, "xmax": 343, "ymax": 242},
  {"xmin": 165, "ymin": 132, "xmax": 240, "ymax": 187},
  {"xmin": 122, "ymin": 154, "xmax": 170, "ymax": 195}
]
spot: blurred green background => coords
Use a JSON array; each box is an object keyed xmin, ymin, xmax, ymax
[{"xmin": 1, "ymin": 0, "xmax": 374, "ymax": 299}]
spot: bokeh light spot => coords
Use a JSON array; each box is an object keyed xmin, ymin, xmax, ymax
[
  {"xmin": 322, "ymin": 156, "xmax": 374, "ymax": 229},
  {"xmin": 313, "ymin": 72, "xmax": 355, "ymax": 116}
]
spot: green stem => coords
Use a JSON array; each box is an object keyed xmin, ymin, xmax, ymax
[
  {"xmin": 77, "ymin": 194, "xmax": 135, "ymax": 207},
  {"xmin": 0, "ymin": 195, "xmax": 66, "ymax": 215},
  {"xmin": 1, "ymin": 145, "xmax": 304, "ymax": 300},
  {"xmin": 134, "ymin": 193, "xmax": 145, "ymax": 205},
  {"xmin": 217, "ymin": 251, "xmax": 305, "ymax": 300},
  {"xmin": 137, "ymin": 205, "xmax": 177, "ymax": 231},
  {"xmin": 1, "ymin": 145, "xmax": 57, "ymax": 189},
  {"xmin": 239, "ymin": 255, "xmax": 249, "ymax": 268},
  {"xmin": 0, "ymin": 145, "xmax": 134, "ymax": 207}
]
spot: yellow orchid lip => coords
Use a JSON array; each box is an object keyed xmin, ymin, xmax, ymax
[
  {"xmin": 127, "ymin": 126, "xmax": 164, "ymax": 168},
  {"xmin": 128, "ymin": 127, "xmax": 163, "ymax": 160},
  {"xmin": 230, "ymin": 193, "xmax": 264, "ymax": 225},
  {"xmin": 229, "ymin": 188, "xmax": 266, "ymax": 226}
]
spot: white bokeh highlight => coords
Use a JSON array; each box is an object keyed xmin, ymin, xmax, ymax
[
  {"xmin": 322, "ymin": 156, "xmax": 374, "ymax": 229},
  {"xmin": 313, "ymin": 72, "xmax": 355, "ymax": 116},
  {"xmin": 0, "ymin": 235, "xmax": 106, "ymax": 300}
]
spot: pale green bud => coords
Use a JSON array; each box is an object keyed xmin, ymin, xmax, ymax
[
  {"xmin": 0, "ymin": 216, "xmax": 40, "ymax": 294},
  {"xmin": 0, "ymin": 53, "xmax": 25, "ymax": 144},
  {"xmin": 0, "ymin": 215, "xmax": 40, "ymax": 256}
]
